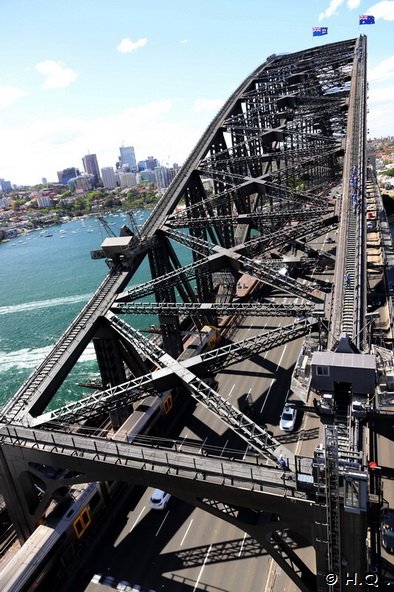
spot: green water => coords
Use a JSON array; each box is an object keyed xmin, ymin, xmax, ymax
[{"xmin": 0, "ymin": 212, "xmax": 167, "ymax": 409}]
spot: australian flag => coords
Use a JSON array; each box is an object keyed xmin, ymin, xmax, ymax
[
  {"xmin": 313, "ymin": 27, "xmax": 328, "ymax": 36},
  {"xmin": 359, "ymin": 15, "xmax": 375, "ymax": 24}
]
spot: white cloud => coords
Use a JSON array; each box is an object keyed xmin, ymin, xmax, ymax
[
  {"xmin": 180, "ymin": 39, "xmax": 188, "ymax": 44},
  {"xmin": 35, "ymin": 60, "xmax": 77, "ymax": 89},
  {"xmin": 369, "ymin": 85, "xmax": 394, "ymax": 102},
  {"xmin": 368, "ymin": 55, "xmax": 394, "ymax": 82},
  {"xmin": 117, "ymin": 37, "xmax": 147, "ymax": 53},
  {"xmin": 319, "ymin": 0, "xmax": 345, "ymax": 21},
  {"xmin": 0, "ymin": 99, "xmax": 206, "ymax": 185},
  {"xmin": 367, "ymin": 85, "xmax": 394, "ymax": 136},
  {"xmin": 193, "ymin": 98, "xmax": 223, "ymax": 113},
  {"xmin": 318, "ymin": 0, "xmax": 361, "ymax": 19},
  {"xmin": 0, "ymin": 85, "xmax": 27, "ymax": 109},
  {"xmin": 366, "ymin": 1, "xmax": 394, "ymax": 19}
]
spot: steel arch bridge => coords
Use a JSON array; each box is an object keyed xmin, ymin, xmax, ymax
[{"xmin": 0, "ymin": 36, "xmax": 389, "ymax": 592}]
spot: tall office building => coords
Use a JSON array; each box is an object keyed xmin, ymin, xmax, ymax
[
  {"xmin": 0, "ymin": 178, "xmax": 12, "ymax": 192},
  {"xmin": 119, "ymin": 145, "xmax": 136, "ymax": 172},
  {"xmin": 138, "ymin": 155, "xmax": 159, "ymax": 171},
  {"xmin": 82, "ymin": 154, "xmax": 101, "ymax": 187},
  {"xmin": 57, "ymin": 167, "xmax": 80, "ymax": 184},
  {"xmin": 101, "ymin": 167, "xmax": 117, "ymax": 189}
]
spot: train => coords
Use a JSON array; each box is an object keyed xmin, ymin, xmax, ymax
[
  {"xmin": 177, "ymin": 325, "xmax": 220, "ymax": 362},
  {"xmin": 0, "ymin": 482, "xmax": 104, "ymax": 592}
]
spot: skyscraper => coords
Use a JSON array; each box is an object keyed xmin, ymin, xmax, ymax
[
  {"xmin": 101, "ymin": 167, "xmax": 117, "ymax": 189},
  {"xmin": 57, "ymin": 167, "xmax": 80, "ymax": 184},
  {"xmin": 138, "ymin": 155, "xmax": 159, "ymax": 171},
  {"xmin": 119, "ymin": 146, "xmax": 136, "ymax": 172},
  {"xmin": 82, "ymin": 154, "xmax": 101, "ymax": 187}
]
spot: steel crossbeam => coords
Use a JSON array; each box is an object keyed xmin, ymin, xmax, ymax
[
  {"xmin": 166, "ymin": 208, "xmax": 331, "ymax": 229},
  {"xmin": 198, "ymin": 134, "xmax": 340, "ymax": 172},
  {"xmin": 106, "ymin": 311, "xmax": 167, "ymax": 367},
  {"xmin": 31, "ymin": 317, "xmax": 316, "ymax": 427},
  {"xmin": 30, "ymin": 372, "xmax": 159, "ymax": 426},
  {"xmin": 185, "ymin": 377, "xmax": 283, "ymax": 462},
  {"xmin": 111, "ymin": 301, "xmax": 319, "ymax": 317},
  {"xmin": 164, "ymin": 227, "xmax": 323, "ymax": 302},
  {"xmin": 163, "ymin": 228, "xmax": 216, "ymax": 256},
  {"xmin": 165, "ymin": 214, "xmax": 336, "ymax": 263},
  {"xmin": 239, "ymin": 256, "xmax": 323, "ymax": 303},
  {"xmin": 115, "ymin": 258, "xmax": 210, "ymax": 302},
  {"xmin": 245, "ymin": 216, "xmax": 337, "ymax": 256},
  {"xmin": 165, "ymin": 183, "xmax": 328, "ymax": 224},
  {"xmin": 195, "ymin": 317, "xmax": 316, "ymax": 373}
]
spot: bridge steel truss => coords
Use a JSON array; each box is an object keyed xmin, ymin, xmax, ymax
[{"xmin": 0, "ymin": 37, "xmax": 375, "ymax": 591}]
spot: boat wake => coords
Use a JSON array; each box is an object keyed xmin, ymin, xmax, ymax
[
  {"xmin": 0, "ymin": 293, "xmax": 92, "ymax": 316},
  {"xmin": 0, "ymin": 343, "xmax": 97, "ymax": 373}
]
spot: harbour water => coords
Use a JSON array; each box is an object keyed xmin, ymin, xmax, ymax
[{"xmin": 0, "ymin": 211, "xmax": 163, "ymax": 409}]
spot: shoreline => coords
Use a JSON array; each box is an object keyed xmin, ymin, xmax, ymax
[{"xmin": 0, "ymin": 208, "xmax": 151, "ymax": 244}]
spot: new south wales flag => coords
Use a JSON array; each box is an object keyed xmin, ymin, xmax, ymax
[{"xmin": 313, "ymin": 27, "xmax": 328, "ymax": 37}]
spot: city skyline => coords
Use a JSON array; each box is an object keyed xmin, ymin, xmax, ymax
[{"xmin": 1, "ymin": 0, "xmax": 394, "ymax": 186}]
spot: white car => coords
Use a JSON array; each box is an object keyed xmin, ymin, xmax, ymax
[
  {"xmin": 149, "ymin": 489, "xmax": 171, "ymax": 510},
  {"xmin": 279, "ymin": 404, "xmax": 298, "ymax": 432}
]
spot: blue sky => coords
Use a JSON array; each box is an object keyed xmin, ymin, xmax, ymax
[{"xmin": 1, "ymin": 0, "xmax": 394, "ymax": 186}]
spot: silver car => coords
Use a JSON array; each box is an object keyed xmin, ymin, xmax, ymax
[
  {"xmin": 149, "ymin": 489, "xmax": 171, "ymax": 510},
  {"xmin": 279, "ymin": 404, "xmax": 298, "ymax": 432}
]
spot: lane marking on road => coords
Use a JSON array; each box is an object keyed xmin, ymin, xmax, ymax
[
  {"xmin": 260, "ymin": 379, "xmax": 274, "ymax": 413},
  {"xmin": 227, "ymin": 384, "xmax": 235, "ymax": 398},
  {"xmin": 193, "ymin": 544, "xmax": 212, "ymax": 592},
  {"xmin": 155, "ymin": 510, "xmax": 170, "ymax": 536},
  {"xmin": 180, "ymin": 518, "xmax": 194, "ymax": 547},
  {"xmin": 129, "ymin": 506, "xmax": 146, "ymax": 532},
  {"xmin": 238, "ymin": 533, "xmax": 247, "ymax": 557},
  {"xmin": 178, "ymin": 432, "xmax": 189, "ymax": 451},
  {"xmin": 259, "ymin": 323, "xmax": 286, "ymax": 413},
  {"xmin": 276, "ymin": 344, "xmax": 288, "ymax": 371},
  {"xmin": 264, "ymin": 557, "xmax": 276, "ymax": 592}
]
